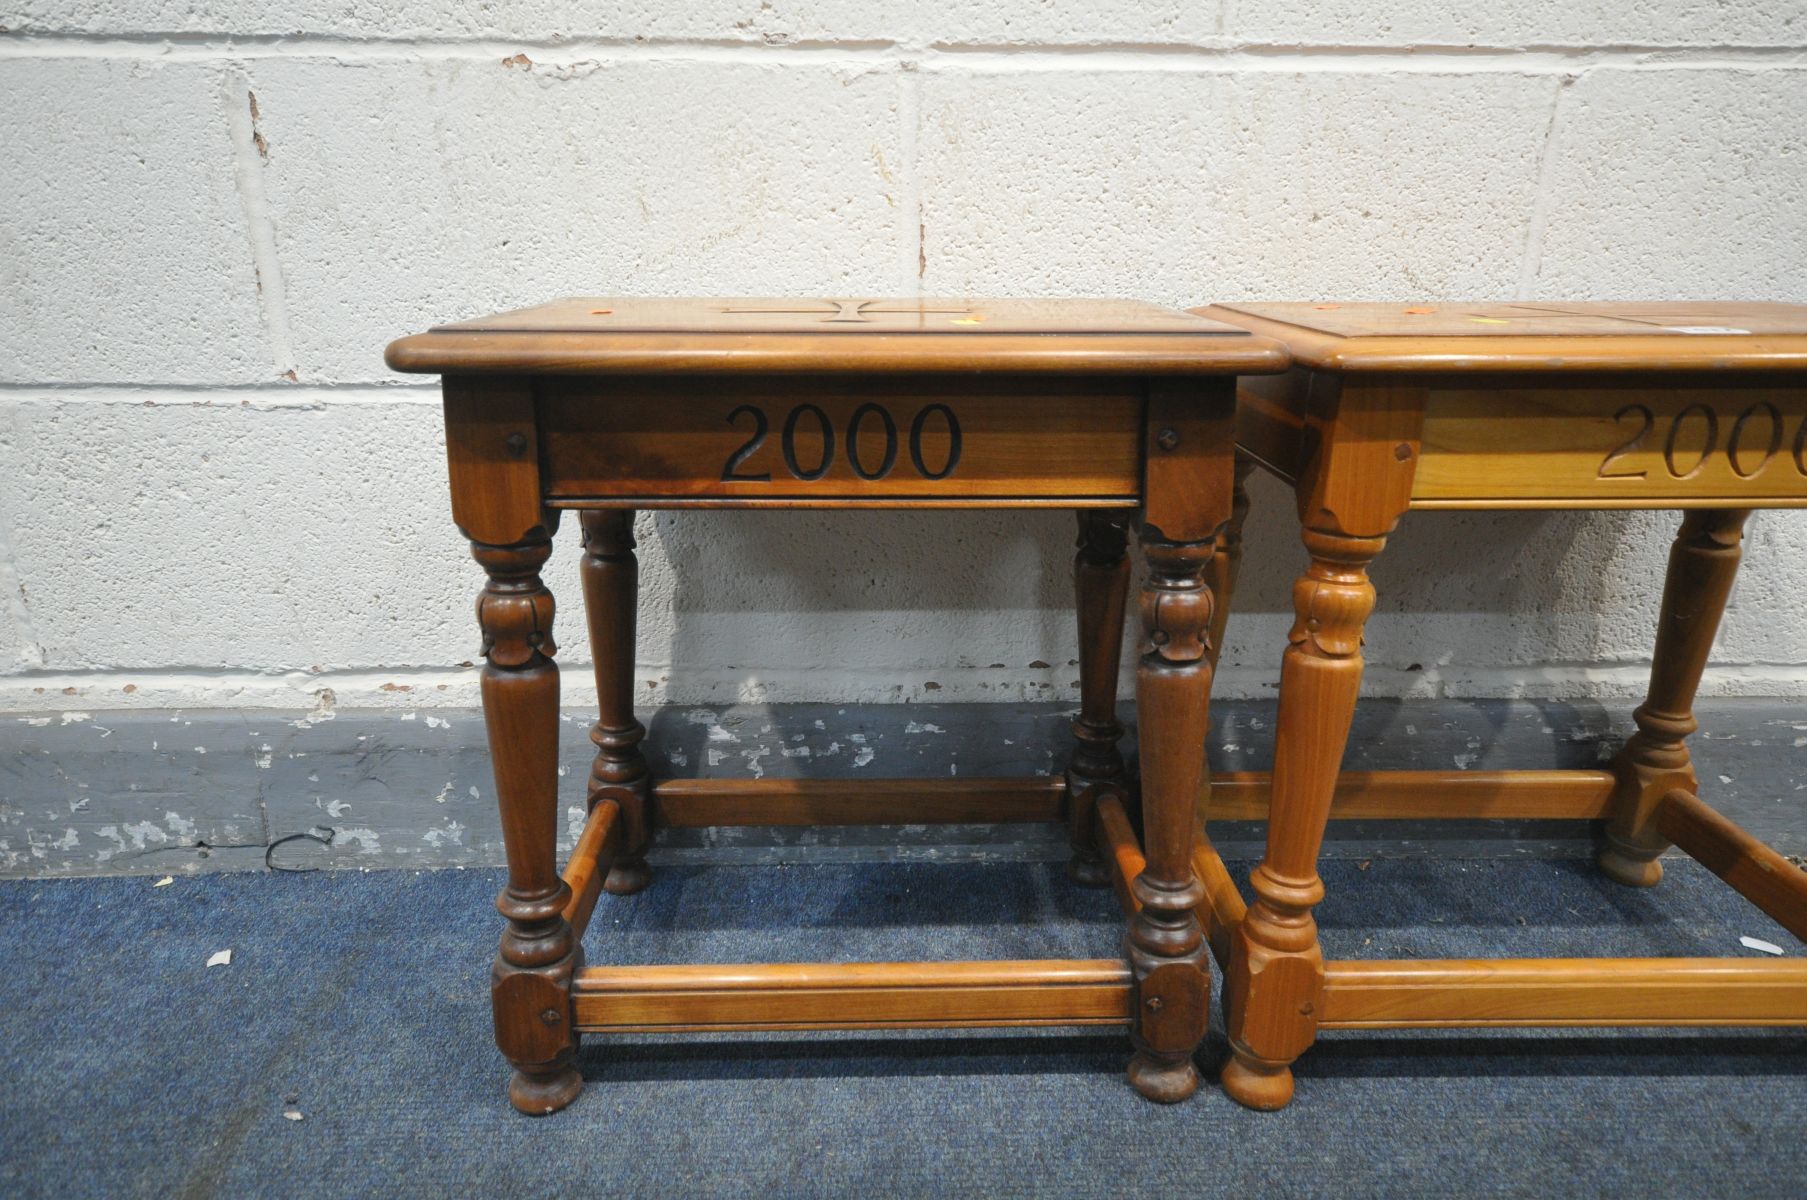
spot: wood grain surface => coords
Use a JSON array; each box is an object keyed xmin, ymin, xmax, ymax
[
  {"xmin": 537, "ymin": 375, "xmax": 1145, "ymax": 504},
  {"xmin": 573, "ymin": 959, "xmax": 1134, "ymax": 1032},
  {"xmin": 391, "ymin": 296, "xmax": 1287, "ymax": 376},
  {"xmin": 1413, "ymin": 379, "xmax": 1807, "ymax": 507},
  {"xmin": 1319, "ymin": 958, "xmax": 1807, "ymax": 1028},
  {"xmin": 1197, "ymin": 301, "xmax": 1807, "ymax": 374}
]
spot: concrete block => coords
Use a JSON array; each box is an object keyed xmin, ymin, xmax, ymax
[
  {"xmin": 1532, "ymin": 68, "xmax": 1807, "ymax": 301},
  {"xmin": 0, "ymin": 393, "xmax": 1104, "ymax": 704},
  {"xmin": 1716, "ymin": 511, "xmax": 1807, "ymax": 668},
  {"xmin": 3, "ymin": 2, "xmax": 1219, "ymax": 45},
  {"xmin": 916, "ymin": 69, "xmax": 1554, "ymax": 306},
  {"xmin": 1211, "ymin": 469, "xmax": 1806, "ymax": 695},
  {"xmin": 916, "ymin": 70, "xmax": 1238, "ymax": 304},
  {"xmin": 0, "ymin": 393, "xmax": 468, "ymax": 669},
  {"xmin": 1234, "ymin": 2, "xmax": 1805, "ymax": 48},
  {"xmin": 6, "ymin": 388, "xmax": 1789, "ymax": 705},
  {"xmin": 1216, "ymin": 69, "xmax": 1557, "ymax": 300},
  {"xmin": 0, "ymin": 616, "xmax": 29, "ymax": 673},
  {"xmin": 252, "ymin": 56, "xmax": 908, "ymax": 381},
  {"xmin": 637, "ymin": 506, "xmax": 1086, "ymax": 698},
  {"xmin": 0, "ymin": 59, "xmax": 269, "ymax": 383},
  {"xmin": 0, "ymin": 506, "xmax": 31, "ymax": 671},
  {"xmin": 0, "ymin": 614, "xmax": 24, "ymax": 674}
]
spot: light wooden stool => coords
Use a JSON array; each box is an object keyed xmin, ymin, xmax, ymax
[
  {"xmin": 1191, "ymin": 301, "xmax": 1807, "ymax": 1110},
  {"xmin": 386, "ymin": 297, "xmax": 1286, "ymax": 1112}
]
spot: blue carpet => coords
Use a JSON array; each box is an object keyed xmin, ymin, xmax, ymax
[{"xmin": 1, "ymin": 857, "xmax": 1803, "ymax": 1198}]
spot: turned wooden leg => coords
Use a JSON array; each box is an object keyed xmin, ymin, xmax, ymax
[
  {"xmin": 1223, "ymin": 528, "xmax": 1383, "ymax": 1111},
  {"xmin": 580, "ymin": 510, "xmax": 653, "ymax": 896},
  {"xmin": 1204, "ymin": 455, "xmax": 1255, "ymax": 677},
  {"xmin": 1599, "ymin": 509, "xmax": 1750, "ymax": 888},
  {"xmin": 474, "ymin": 532, "xmax": 583, "ymax": 1115},
  {"xmin": 1125, "ymin": 532, "xmax": 1214, "ymax": 1103},
  {"xmin": 1066, "ymin": 509, "xmax": 1132, "ymax": 888}
]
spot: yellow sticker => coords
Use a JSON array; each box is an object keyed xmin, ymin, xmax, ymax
[
  {"xmin": 1469, "ymin": 317, "xmax": 1512, "ymax": 325},
  {"xmin": 951, "ymin": 316, "xmax": 986, "ymax": 325}
]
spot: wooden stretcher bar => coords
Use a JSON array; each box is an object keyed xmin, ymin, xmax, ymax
[
  {"xmin": 1204, "ymin": 769, "xmax": 1617, "ymax": 821},
  {"xmin": 1658, "ymin": 787, "xmax": 1807, "ymax": 943},
  {"xmin": 1191, "ymin": 818, "xmax": 1247, "ymax": 969},
  {"xmin": 1095, "ymin": 791, "xmax": 1144, "ymax": 920},
  {"xmin": 572, "ymin": 959, "xmax": 1134, "ymax": 1033},
  {"xmin": 645, "ymin": 767, "xmax": 1617, "ymax": 832},
  {"xmin": 1319, "ymin": 957, "xmax": 1807, "ymax": 1028},
  {"xmin": 560, "ymin": 798, "xmax": 621, "ymax": 940},
  {"xmin": 651, "ymin": 776, "xmax": 1066, "ymax": 827}
]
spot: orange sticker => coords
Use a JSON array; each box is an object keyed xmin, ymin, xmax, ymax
[
  {"xmin": 1312, "ymin": 304, "xmax": 1342, "ymax": 310},
  {"xmin": 1403, "ymin": 306, "xmax": 1437, "ymax": 315},
  {"xmin": 589, "ymin": 309, "xmax": 613, "ymax": 315}
]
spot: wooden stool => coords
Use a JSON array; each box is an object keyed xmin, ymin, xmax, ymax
[
  {"xmin": 1190, "ymin": 301, "xmax": 1807, "ymax": 1110},
  {"xmin": 386, "ymin": 297, "xmax": 1287, "ymax": 1113}
]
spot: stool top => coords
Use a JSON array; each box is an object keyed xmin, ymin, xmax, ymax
[
  {"xmin": 1195, "ymin": 302, "xmax": 1807, "ymax": 374},
  {"xmin": 387, "ymin": 296, "xmax": 1288, "ymax": 376}
]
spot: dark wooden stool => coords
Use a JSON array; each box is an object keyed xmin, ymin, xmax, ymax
[
  {"xmin": 387, "ymin": 297, "xmax": 1286, "ymax": 1113},
  {"xmin": 1192, "ymin": 301, "xmax": 1807, "ymax": 1110}
]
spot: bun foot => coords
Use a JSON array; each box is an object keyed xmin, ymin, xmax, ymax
[
  {"xmin": 603, "ymin": 858, "xmax": 652, "ymax": 896},
  {"xmin": 1598, "ymin": 844, "xmax": 1664, "ymax": 889},
  {"xmin": 507, "ymin": 1060, "xmax": 583, "ymax": 1116},
  {"xmin": 1221, "ymin": 1051, "xmax": 1294, "ymax": 1111},
  {"xmin": 1127, "ymin": 1050, "xmax": 1200, "ymax": 1104},
  {"xmin": 1067, "ymin": 854, "xmax": 1110, "ymax": 888}
]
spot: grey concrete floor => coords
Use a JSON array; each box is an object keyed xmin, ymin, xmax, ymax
[{"xmin": 2, "ymin": 698, "xmax": 1801, "ymax": 877}]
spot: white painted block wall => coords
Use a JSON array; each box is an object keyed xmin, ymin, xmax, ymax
[{"xmin": 2, "ymin": 4, "xmax": 1806, "ymax": 715}]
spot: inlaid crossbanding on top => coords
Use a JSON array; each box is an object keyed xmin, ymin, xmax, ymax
[
  {"xmin": 428, "ymin": 295, "xmax": 1245, "ymax": 335},
  {"xmin": 1215, "ymin": 300, "xmax": 1807, "ymax": 345},
  {"xmin": 716, "ymin": 299, "xmax": 977, "ymax": 324}
]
